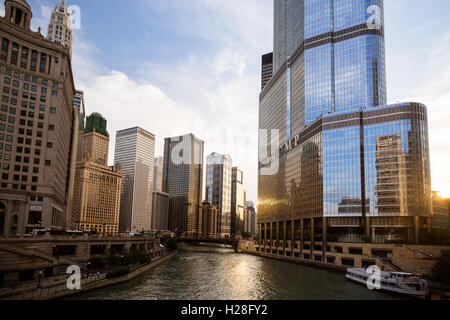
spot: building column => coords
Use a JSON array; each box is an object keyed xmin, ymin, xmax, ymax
[
  {"xmin": 275, "ymin": 221, "xmax": 279, "ymax": 253},
  {"xmin": 269, "ymin": 222, "xmax": 273, "ymax": 251},
  {"xmin": 283, "ymin": 221, "xmax": 287, "ymax": 255},
  {"xmin": 291, "ymin": 219, "xmax": 295, "ymax": 257},
  {"xmin": 310, "ymin": 218, "xmax": 315, "ymax": 257},
  {"xmin": 11, "ymin": 7, "xmax": 16, "ymax": 24},
  {"xmin": 259, "ymin": 224, "xmax": 262, "ymax": 250},
  {"xmin": 322, "ymin": 217, "xmax": 327, "ymax": 262},
  {"xmin": 414, "ymin": 216, "xmax": 420, "ymax": 245},
  {"xmin": 300, "ymin": 218, "xmax": 304, "ymax": 257},
  {"xmin": 426, "ymin": 217, "xmax": 432, "ymax": 237},
  {"xmin": 264, "ymin": 223, "xmax": 267, "ymax": 251},
  {"xmin": 365, "ymin": 216, "xmax": 371, "ymax": 243}
]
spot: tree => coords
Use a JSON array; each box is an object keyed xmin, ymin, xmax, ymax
[
  {"xmin": 88, "ymin": 256, "xmax": 106, "ymax": 270},
  {"xmin": 432, "ymin": 250, "xmax": 450, "ymax": 283},
  {"xmin": 105, "ymin": 248, "xmax": 121, "ymax": 267},
  {"xmin": 165, "ymin": 238, "xmax": 177, "ymax": 251}
]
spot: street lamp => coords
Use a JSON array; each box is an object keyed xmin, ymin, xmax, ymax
[{"xmin": 37, "ymin": 270, "xmax": 43, "ymax": 289}]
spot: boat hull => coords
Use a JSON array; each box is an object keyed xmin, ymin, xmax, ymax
[{"xmin": 346, "ymin": 274, "xmax": 429, "ymax": 299}]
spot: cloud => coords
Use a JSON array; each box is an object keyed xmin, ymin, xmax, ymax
[
  {"xmin": 30, "ymin": 5, "xmax": 52, "ymax": 34},
  {"xmin": 0, "ymin": 4, "xmax": 4, "ymax": 17},
  {"xmin": 72, "ymin": 39, "xmax": 260, "ymax": 201},
  {"xmin": 67, "ymin": 0, "xmax": 272, "ymax": 202}
]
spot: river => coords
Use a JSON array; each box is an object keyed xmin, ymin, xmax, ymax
[{"xmin": 70, "ymin": 249, "xmax": 406, "ymax": 300}]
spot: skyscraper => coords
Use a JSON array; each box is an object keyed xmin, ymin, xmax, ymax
[
  {"xmin": 201, "ymin": 201, "xmax": 218, "ymax": 238},
  {"xmin": 153, "ymin": 156, "xmax": 163, "ymax": 192},
  {"xmin": 205, "ymin": 152, "xmax": 232, "ymax": 237},
  {"xmin": 163, "ymin": 133, "xmax": 204, "ymax": 237},
  {"xmin": 0, "ymin": 0, "xmax": 77, "ymax": 235},
  {"xmin": 114, "ymin": 127, "xmax": 155, "ymax": 233},
  {"xmin": 71, "ymin": 114, "xmax": 121, "ymax": 235},
  {"xmin": 151, "ymin": 190, "xmax": 169, "ymax": 231},
  {"xmin": 258, "ymin": 0, "xmax": 432, "ymax": 262},
  {"xmin": 73, "ymin": 90, "xmax": 85, "ymax": 131},
  {"xmin": 46, "ymin": 0, "xmax": 72, "ymax": 55},
  {"xmin": 231, "ymin": 167, "xmax": 245, "ymax": 235},
  {"xmin": 244, "ymin": 202, "xmax": 257, "ymax": 237}
]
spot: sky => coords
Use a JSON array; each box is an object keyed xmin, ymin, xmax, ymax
[{"xmin": 3, "ymin": 0, "xmax": 450, "ymax": 200}]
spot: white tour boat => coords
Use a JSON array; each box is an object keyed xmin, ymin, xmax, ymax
[{"xmin": 346, "ymin": 268, "xmax": 430, "ymax": 299}]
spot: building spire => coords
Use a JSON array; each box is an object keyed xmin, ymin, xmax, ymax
[{"xmin": 46, "ymin": 0, "xmax": 73, "ymax": 56}]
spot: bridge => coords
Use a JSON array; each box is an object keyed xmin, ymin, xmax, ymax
[{"xmin": 178, "ymin": 238, "xmax": 239, "ymax": 247}]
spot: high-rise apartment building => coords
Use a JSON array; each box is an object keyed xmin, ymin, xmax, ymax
[
  {"xmin": 0, "ymin": 0, "xmax": 77, "ymax": 235},
  {"xmin": 153, "ymin": 156, "xmax": 163, "ymax": 192},
  {"xmin": 205, "ymin": 152, "xmax": 232, "ymax": 237},
  {"xmin": 114, "ymin": 127, "xmax": 155, "ymax": 233},
  {"xmin": 46, "ymin": 0, "xmax": 72, "ymax": 55},
  {"xmin": 163, "ymin": 133, "xmax": 204, "ymax": 237},
  {"xmin": 231, "ymin": 167, "xmax": 245, "ymax": 235},
  {"xmin": 258, "ymin": 0, "xmax": 432, "ymax": 262}
]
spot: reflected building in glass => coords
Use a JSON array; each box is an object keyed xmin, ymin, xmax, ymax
[{"xmin": 258, "ymin": 0, "xmax": 432, "ymax": 262}]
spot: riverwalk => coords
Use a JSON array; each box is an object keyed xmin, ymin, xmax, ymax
[{"xmin": 1, "ymin": 252, "xmax": 176, "ymax": 300}]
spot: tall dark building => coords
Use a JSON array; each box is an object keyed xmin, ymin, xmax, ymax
[
  {"xmin": 163, "ymin": 134, "xmax": 204, "ymax": 237},
  {"xmin": 258, "ymin": 0, "xmax": 432, "ymax": 264}
]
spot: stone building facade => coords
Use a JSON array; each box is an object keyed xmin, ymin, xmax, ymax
[{"xmin": 0, "ymin": 0, "xmax": 77, "ymax": 236}]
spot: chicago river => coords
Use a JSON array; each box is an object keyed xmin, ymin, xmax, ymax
[{"xmin": 70, "ymin": 250, "xmax": 405, "ymax": 300}]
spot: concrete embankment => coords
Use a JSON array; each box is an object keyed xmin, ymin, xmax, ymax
[
  {"xmin": 3, "ymin": 252, "xmax": 177, "ymax": 300},
  {"xmin": 243, "ymin": 249, "xmax": 348, "ymax": 274}
]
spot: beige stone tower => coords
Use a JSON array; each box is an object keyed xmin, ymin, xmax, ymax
[
  {"xmin": 71, "ymin": 114, "xmax": 122, "ymax": 235},
  {"xmin": 0, "ymin": 0, "xmax": 77, "ymax": 235}
]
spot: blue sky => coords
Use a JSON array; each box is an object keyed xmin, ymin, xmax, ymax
[{"xmin": 3, "ymin": 0, "xmax": 450, "ymax": 200}]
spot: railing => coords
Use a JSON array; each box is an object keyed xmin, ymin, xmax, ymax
[
  {"xmin": 401, "ymin": 245, "xmax": 436, "ymax": 259},
  {"xmin": 374, "ymin": 256, "xmax": 402, "ymax": 272}
]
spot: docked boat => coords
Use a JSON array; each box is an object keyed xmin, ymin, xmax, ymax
[{"xmin": 346, "ymin": 268, "xmax": 430, "ymax": 299}]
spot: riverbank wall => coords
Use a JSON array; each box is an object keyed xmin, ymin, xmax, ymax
[
  {"xmin": 2, "ymin": 252, "xmax": 176, "ymax": 300},
  {"xmin": 243, "ymin": 249, "xmax": 348, "ymax": 274},
  {"xmin": 238, "ymin": 240, "xmax": 450, "ymax": 276}
]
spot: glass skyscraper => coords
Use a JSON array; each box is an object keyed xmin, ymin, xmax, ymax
[
  {"xmin": 205, "ymin": 152, "xmax": 232, "ymax": 237},
  {"xmin": 258, "ymin": 0, "xmax": 432, "ymax": 263},
  {"xmin": 114, "ymin": 127, "xmax": 155, "ymax": 233},
  {"xmin": 163, "ymin": 134, "xmax": 204, "ymax": 237}
]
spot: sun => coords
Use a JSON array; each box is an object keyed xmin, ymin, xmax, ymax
[{"xmin": 435, "ymin": 189, "xmax": 450, "ymax": 199}]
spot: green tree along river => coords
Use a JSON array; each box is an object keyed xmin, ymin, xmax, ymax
[{"xmin": 70, "ymin": 249, "xmax": 406, "ymax": 300}]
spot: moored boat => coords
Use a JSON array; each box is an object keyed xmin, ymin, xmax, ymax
[{"xmin": 346, "ymin": 268, "xmax": 429, "ymax": 299}]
